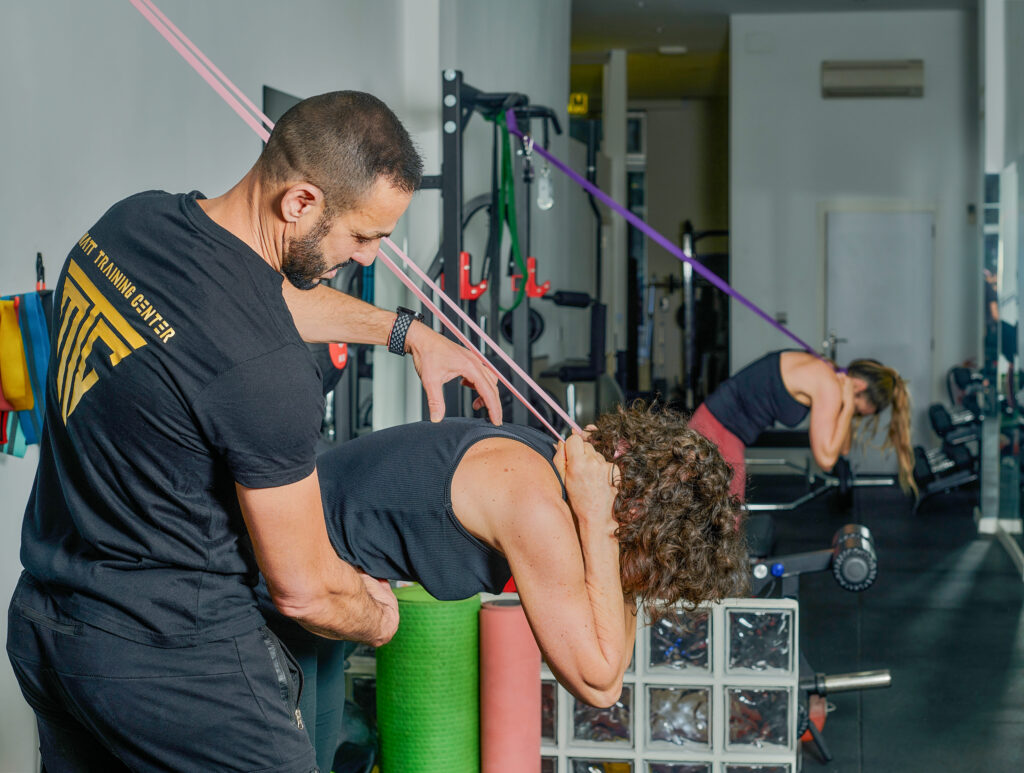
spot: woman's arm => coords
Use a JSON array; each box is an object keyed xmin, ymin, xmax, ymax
[
  {"xmin": 490, "ymin": 437, "xmax": 634, "ymax": 707},
  {"xmin": 807, "ymin": 371, "xmax": 856, "ymax": 471}
]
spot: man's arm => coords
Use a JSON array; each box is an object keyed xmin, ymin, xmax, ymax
[
  {"xmin": 281, "ymin": 281, "xmax": 502, "ymax": 423},
  {"xmin": 236, "ymin": 470, "xmax": 398, "ymax": 646}
]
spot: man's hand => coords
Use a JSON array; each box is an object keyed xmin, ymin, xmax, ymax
[
  {"xmin": 357, "ymin": 571, "xmax": 399, "ymax": 646},
  {"xmin": 405, "ymin": 321, "xmax": 502, "ymax": 424},
  {"xmin": 562, "ymin": 434, "xmax": 619, "ymax": 536}
]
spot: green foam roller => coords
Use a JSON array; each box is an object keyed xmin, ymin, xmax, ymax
[{"xmin": 376, "ymin": 585, "xmax": 481, "ymax": 773}]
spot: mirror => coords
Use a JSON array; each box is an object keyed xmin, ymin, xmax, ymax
[{"xmin": 998, "ymin": 162, "xmax": 1019, "ymax": 521}]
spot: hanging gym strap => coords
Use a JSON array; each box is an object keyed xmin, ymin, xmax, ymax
[{"xmin": 128, "ymin": 0, "xmax": 581, "ymax": 438}]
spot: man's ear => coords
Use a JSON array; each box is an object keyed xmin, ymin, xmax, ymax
[{"xmin": 279, "ymin": 182, "xmax": 325, "ymax": 224}]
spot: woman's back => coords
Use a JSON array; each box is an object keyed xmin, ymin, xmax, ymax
[{"xmin": 315, "ymin": 418, "xmax": 557, "ymax": 600}]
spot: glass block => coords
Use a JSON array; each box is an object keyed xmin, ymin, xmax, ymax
[
  {"xmin": 542, "ymin": 680, "xmax": 557, "ymax": 741},
  {"xmin": 571, "ymin": 760, "xmax": 634, "ymax": 773},
  {"xmin": 727, "ymin": 687, "xmax": 791, "ymax": 749},
  {"xmin": 648, "ymin": 686, "xmax": 711, "ymax": 749},
  {"xmin": 649, "ymin": 611, "xmax": 710, "ymax": 671},
  {"xmin": 727, "ymin": 610, "xmax": 793, "ymax": 672},
  {"xmin": 724, "ymin": 766, "xmax": 791, "ymax": 773},
  {"xmin": 542, "ymin": 756, "xmax": 557, "ymax": 773},
  {"xmin": 647, "ymin": 762, "xmax": 711, "ymax": 773},
  {"xmin": 573, "ymin": 685, "xmax": 633, "ymax": 745}
]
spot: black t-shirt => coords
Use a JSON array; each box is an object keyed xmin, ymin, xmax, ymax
[
  {"xmin": 318, "ymin": 419, "xmax": 560, "ymax": 600},
  {"xmin": 703, "ymin": 350, "xmax": 810, "ymax": 445},
  {"xmin": 20, "ymin": 191, "xmax": 323, "ymax": 647},
  {"xmin": 259, "ymin": 418, "xmax": 561, "ymax": 642}
]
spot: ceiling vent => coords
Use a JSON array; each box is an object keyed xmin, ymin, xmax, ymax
[{"xmin": 821, "ymin": 59, "xmax": 924, "ymax": 98}]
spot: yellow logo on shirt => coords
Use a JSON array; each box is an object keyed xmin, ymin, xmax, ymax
[{"xmin": 56, "ymin": 256, "xmax": 147, "ymax": 423}]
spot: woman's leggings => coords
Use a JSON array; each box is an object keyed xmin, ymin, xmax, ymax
[{"xmin": 689, "ymin": 403, "xmax": 747, "ymax": 502}]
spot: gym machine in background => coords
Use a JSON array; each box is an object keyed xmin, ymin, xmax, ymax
[
  {"xmin": 636, "ymin": 220, "xmax": 730, "ymax": 410},
  {"xmin": 417, "ymin": 70, "xmax": 552, "ymax": 424},
  {"xmin": 420, "ymin": 70, "xmax": 620, "ymax": 428},
  {"xmin": 678, "ymin": 221, "xmax": 730, "ymax": 411},
  {"xmin": 912, "ymin": 367, "xmax": 984, "ymax": 512}
]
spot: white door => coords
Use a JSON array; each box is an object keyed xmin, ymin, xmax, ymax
[{"xmin": 826, "ymin": 209, "xmax": 934, "ymax": 474}]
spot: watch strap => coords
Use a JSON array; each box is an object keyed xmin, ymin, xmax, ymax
[{"xmin": 388, "ymin": 307, "xmax": 422, "ymax": 356}]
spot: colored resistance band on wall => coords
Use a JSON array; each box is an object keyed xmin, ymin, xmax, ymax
[
  {"xmin": 10, "ymin": 293, "xmax": 51, "ymax": 445},
  {"xmin": 0, "ymin": 299, "xmax": 33, "ymax": 413},
  {"xmin": 127, "ymin": 0, "xmax": 582, "ymax": 438}
]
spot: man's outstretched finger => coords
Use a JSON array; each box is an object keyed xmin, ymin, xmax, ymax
[
  {"xmin": 424, "ymin": 380, "xmax": 446, "ymax": 423},
  {"xmin": 473, "ymin": 367, "xmax": 503, "ymax": 425}
]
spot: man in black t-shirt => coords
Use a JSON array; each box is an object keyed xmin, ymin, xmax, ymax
[{"xmin": 7, "ymin": 91, "xmax": 500, "ymax": 772}]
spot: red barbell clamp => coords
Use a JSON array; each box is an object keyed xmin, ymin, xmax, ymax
[
  {"xmin": 510, "ymin": 257, "xmax": 550, "ymax": 298},
  {"xmin": 459, "ymin": 251, "xmax": 488, "ymax": 300}
]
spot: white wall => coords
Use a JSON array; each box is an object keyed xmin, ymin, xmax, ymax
[
  {"xmin": 0, "ymin": 1, "xmax": 441, "ymax": 769},
  {"xmin": 730, "ymin": 11, "xmax": 979, "ymax": 412},
  {"xmin": 1006, "ymin": 0, "xmax": 1024, "ymax": 168}
]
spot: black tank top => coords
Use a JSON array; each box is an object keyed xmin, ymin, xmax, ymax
[
  {"xmin": 703, "ymin": 351, "xmax": 810, "ymax": 445},
  {"xmin": 317, "ymin": 418, "xmax": 558, "ymax": 600}
]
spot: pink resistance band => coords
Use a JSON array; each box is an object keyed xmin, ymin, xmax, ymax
[{"xmin": 128, "ymin": 0, "xmax": 581, "ymax": 437}]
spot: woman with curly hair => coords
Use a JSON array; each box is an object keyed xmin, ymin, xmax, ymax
[
  {"xmin": 262, "ymin": 405, "xmax": 747, "ymax": 769},
  {"xmin": 690, "ymin": 351, "xmax": 915, "ymax": 501}
]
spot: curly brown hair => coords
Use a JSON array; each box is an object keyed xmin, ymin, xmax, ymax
[{"xmin": 588, "ymin": 402, "xmax": 750, "ymax": 620}]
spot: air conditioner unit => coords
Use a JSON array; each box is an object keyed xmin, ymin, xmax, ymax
[{"xmin": 821, "ymin": 59, "xmax": 924, "ymax": 98}]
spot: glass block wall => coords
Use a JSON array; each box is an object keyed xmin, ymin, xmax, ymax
[{"xmin": 540, "ymin": 597, "xmax": 800, "ymax": 773}]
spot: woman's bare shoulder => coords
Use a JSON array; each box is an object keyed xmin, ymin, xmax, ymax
[
  {"xmin": 780, "ymin": 351, "xmax": 836, "ymax": 401},
  {"xmin": 451, "ymin": 436, "xmax": 567, "ymax": 552}
]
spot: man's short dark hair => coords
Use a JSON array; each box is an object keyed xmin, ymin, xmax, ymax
[{"xmin": 257, "ymin": 91, "xmax": 422, "ymax": 214}]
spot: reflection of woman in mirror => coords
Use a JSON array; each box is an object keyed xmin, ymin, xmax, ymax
[{"xmin": 689, "ymin": 351, "xmax": 916, "ymax": 500}]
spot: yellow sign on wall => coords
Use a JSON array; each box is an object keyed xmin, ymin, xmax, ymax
[{"xmin": 568, "ymin": 92, "xmax": 589, "ymax": 116}]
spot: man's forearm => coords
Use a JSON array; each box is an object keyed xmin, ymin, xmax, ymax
[
  {"xmin": 277, "ymin": 560, "xmax": 396, "ymax": 646},
  {"xmin": 282, "ymin": 281, "xmax": 396, "ymax": 345}
]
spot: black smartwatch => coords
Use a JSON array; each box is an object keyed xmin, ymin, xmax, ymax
[{"xmin": 388, "ymin": 306, "xmax": 424, "ymax": 356}]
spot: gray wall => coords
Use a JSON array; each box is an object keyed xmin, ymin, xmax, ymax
[
  {"xmin": 729, "ymin": 10, "xmax": 979, "ymax": 412},
  {"xmin": 0, "ymin": 0, "xmax": 574, "ymax": 768},
  {"xmin": 0, "ymin": 2, "xmax": 402, "ymax": 766},
  {"xmin": 1006, "ymin": 0, "xmax": 1024, "ymax": 168}
]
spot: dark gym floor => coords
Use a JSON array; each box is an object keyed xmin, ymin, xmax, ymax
[{"xmin": 747, "ymin": 474, "xmax": 1023, "ymax": 773}]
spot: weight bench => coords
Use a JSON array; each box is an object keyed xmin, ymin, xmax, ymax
[
  {"xmin": 745, "ymin": 429, "xmax": 895, "ymax": 512},
  {"xmin": 750, "ymin": 523, "xmax": 892, "ymax": 764}
]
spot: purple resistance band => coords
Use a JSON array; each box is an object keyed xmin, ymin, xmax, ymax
[{"xmin": 503, "ymin": 109, "xmax": 837, "ymax": 366}]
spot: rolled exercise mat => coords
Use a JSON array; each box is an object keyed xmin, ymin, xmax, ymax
[
  {"xmin": 480, "ymin": 598, "xmax": 541, "ymax": 773},
  {"xmin": 376, "ymin": 585, "xmax": 481, "ymax": 773}
]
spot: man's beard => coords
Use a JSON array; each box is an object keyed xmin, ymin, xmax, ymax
[{"xmin": 282, "ymin": 212, "xmax": 346, "ymax": 290}]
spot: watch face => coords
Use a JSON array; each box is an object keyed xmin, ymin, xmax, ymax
[{"xmin": 398, "ymin": 306, "xmax": 424, "ymax": 321}]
